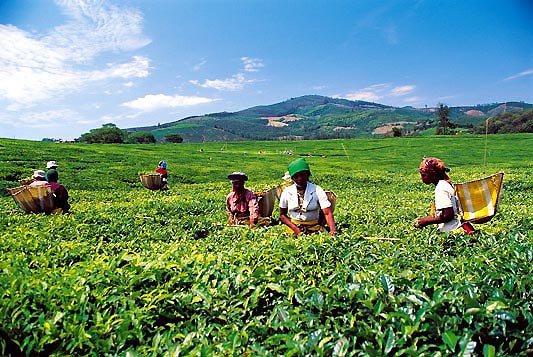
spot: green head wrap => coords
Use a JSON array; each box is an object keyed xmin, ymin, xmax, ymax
[
  {"xmin": 46, "ymin": 169, "xmax": 58, "ymax": 182},
  {"xmin": 288, "ymin": 158, "xmax": 311, "ymax": 178}
]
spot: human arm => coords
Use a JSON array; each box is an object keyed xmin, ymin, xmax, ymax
[
  {"xmin": 415, "ymin": 181, "xmax": 456, "ymax": 229},
  {"xmin": 248, "ymin": 191, "xmax": 259, "ymax": 228},
  {"xmin": 321, "ymin": 206, "xmax": 337, "ymax": 235},
  {"xmin": 279, "ymin": 207, "xmax": 301, "ymax": 236},
  {"xmin": 414, "ymin": 207, "xmax": 454, "ymax": 229},
  {"xmin": 226, "ymin": 195, "xmax": 234, "ymax": 223}
]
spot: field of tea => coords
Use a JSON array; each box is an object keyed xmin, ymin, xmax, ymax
[{"xmin": 1, "ymin": 134, "xmax": 532, "ymax": 356}]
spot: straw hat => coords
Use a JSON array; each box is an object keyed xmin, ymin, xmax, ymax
[
  {"xmin": 33, "ymin": 170, "xmax": 46, "ymax": 179},
  {"xmin": 46, "ymin": 161, "xmax": 58, "ymax": 169},
  {"xmin": 227, "ymin": 172, "xmax": 248, "ymax": 181}
]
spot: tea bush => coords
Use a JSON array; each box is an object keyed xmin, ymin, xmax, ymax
[{"xmin": 1, "ymin": 135, "xmax": 532, "ymax": 356}]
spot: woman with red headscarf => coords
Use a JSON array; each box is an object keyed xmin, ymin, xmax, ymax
[{"xmin": 414, "ymin": 157, "xmax": 475, "ymax": 235}]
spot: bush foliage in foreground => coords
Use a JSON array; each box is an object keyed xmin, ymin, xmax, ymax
[{"xmin": 0, "ymin": 135, "xmax": 532, "ymax": 356}]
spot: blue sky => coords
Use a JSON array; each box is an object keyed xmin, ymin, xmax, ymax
[{"xmin": 1, "ymin": 0, "xmax": 531, "ymax": 141}]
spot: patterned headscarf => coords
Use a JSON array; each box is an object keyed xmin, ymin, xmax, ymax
[{"xmin": 419, "ymin": 157, "xmax": 449, "ymax": 176}]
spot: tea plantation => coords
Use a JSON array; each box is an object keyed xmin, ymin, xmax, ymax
[{"xmin": 1, "ymin": 134, "xmax": 532, "ymax": 356}]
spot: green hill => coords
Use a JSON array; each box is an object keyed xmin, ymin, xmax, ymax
[
  {"xmin": 126, "ymin": 96, "xmax": 533, "ymax": 143},
  {"xmin": 471, "ymin": 108, "xmax": 533, "ymax": 134}
]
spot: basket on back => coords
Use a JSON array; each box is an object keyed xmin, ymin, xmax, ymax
[
  {"xmin": 454, "ymin": 172, "xmax": 504, "ymax": 224},
  {"xmin": 7, "ymin": 185, "xmax": 56, "ymax": 214},
  {"xmin": 256, "ymin": 187, "xmax": 278, "ymax": 218},
  {"xmin": 139, "ymin": 174, "xmax": 163, "ymax": 190}
]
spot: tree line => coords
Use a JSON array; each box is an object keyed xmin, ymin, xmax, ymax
[
  {"xmin": 77, "ymin": 124, "xmax": 183, "ymax": 144},
  {"xmin": 469, "ymin": 109, "xmax": 533, "ymax": 134}
]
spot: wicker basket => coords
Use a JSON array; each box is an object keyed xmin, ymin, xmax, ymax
[
  {"xmin": 139, "ymin": 174, "xmax": 163, "ymax": 190},
  {"xmin": 7, "ymin": 185, "xmax": 56, "ymax": 214},
  {"xmin": 255, "ymin": 187, "xmax": 277, "ymax": 218},
  {"xmin": 325, "ymin": 191, "xmax": 337, "ymax": 212}
]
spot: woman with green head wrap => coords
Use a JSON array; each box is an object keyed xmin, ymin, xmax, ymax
[{"xmin": 279, "ymin": 158, "xmax": 337, "ymax": 236}]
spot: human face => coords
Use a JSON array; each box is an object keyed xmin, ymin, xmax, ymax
[
  {"xmin": 231, "ymin": 179, "xmax": 245, "ymax": 192},
  {"xmin": 420, "ymin": 171, "xmax": 436, "ymax": 185},
  {"xmin": 292, "ymin": 171, "xmax": 309, "ymax": 190}
]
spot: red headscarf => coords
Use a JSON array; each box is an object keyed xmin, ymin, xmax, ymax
[{"xmin": 419, "ymin": 157, "xmax": 449, "ymax": 176}]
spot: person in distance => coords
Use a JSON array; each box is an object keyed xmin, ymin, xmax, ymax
[
  {"xmin": 414, "ymin": 157, "xmax": 475, "ymax": 235},
  {"xmin": 226, "ymin": 172, "xmax": 259, "ymax": 228},
  {"xmin": 29, "ymin": 170, "xmax": 49, "ymax": 187},
  {"xmin": 155, "ymin": 160, "xmax": 168, "ymax": 190},
  {"xmin": 46, "ymin": 170, "xmax": 71, "ymax": 214},
  {"xmin": 46, "ymin": 160, "xmax": 58, "ymax": 178},
  {"xmin": 279, "ymin": 158, "xmax": 337, "ymax": 236}
]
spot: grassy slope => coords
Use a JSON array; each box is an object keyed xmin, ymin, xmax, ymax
[
  {"xmin": 1, "ymin": 134, "xmax": 532, "ymax": 355},
  {"xmin": 130, "ymin": 97, "xmax": 533, "ymax": 143}
]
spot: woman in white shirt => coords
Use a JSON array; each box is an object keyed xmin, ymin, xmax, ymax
[
  {"xmin": 279, "ymin": 158, "xmax": 337, "ymax": 236},
  {"xmin": 414, "ymin": 157, "xmax": 475, "ymax": 235}
]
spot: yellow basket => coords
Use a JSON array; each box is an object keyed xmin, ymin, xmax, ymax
[
  {"xmin": 139, "ymin": 174, "xmax": 163, "ymax": 190},
  {"xmin": 7, "ymin": 185, "xmax": 56, "ymax": 214},
  {"xmin": 19, "ymin": 178, "xmax": 34, "ymax": 186},
  {"xmin": 454, "ymin": 172, "xmax": 504, "ymax": 224}
]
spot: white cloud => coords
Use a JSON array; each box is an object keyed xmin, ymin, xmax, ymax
[
  {"xmin": 121, "ymin": 94, "xmax": 218, "ymax": 111},
  {"xmin": 241, "ymin": 57, "xmax": 264, "ymax": 72},
  {"xmin": 404, "ymin": 96, "xmax": 424, "ymax": 103},
  {"xmin": 390, "ymin": 85, "xmax": 415, "ymax": 96},
  {"xmin": 0, "ymin": 0, "xmax": 151, "ymax": 108},
  {"xmin": 505, "ymin": 69, "xmax": 533, "ymax": 80},
  {"xmin": 193, "ymin": 59, "xmax": 207, "ymax": 71},
  {"xmin": 48, "ymin": 0, "xmax": 151, "ymax": 62},
  {"xmin": 9, "ymin": 109, "xmax": 83, "ymax": 128},
  {"xmin": 90, "ymin": 56, "xmax": 150, "ymax": 81},
  {"xmin": 343, "ymin": 83, "xmax": 417, "ymax": 103},
  {"xmin": 344, "ymin": 84, "xmax": 387, "ymax": 101},
  {"xmin": 345, "ymin": 90, "xmax": 383, "ymax": 102},
  {"xmin": 190, "ymin": 73, "xmax": 255, "ymax": 91}
]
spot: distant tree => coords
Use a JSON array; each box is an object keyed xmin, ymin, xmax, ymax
[
  {"xmin": 128, "ymin": 131, "xmax": 156, "ymax": 144},
  {"xmin": 165, "ymin": 134, "xmax": 184, "ymax": 143},
  {"xmin": 78, "ymin": 123, "xmax": 126, "ymax": 143},
  {"xmin": 392, "ymin": 127, "xmax": 402, "ymax": 137},
  {"xmin": 435, "ymin": 103, "xmax": 454, "ymax": 135}
]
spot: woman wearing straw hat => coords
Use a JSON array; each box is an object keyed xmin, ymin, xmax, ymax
[
  {"xmin": 29, "ymin": 170, "xmax": 49, "ymax": 187},
  {"xmin": 279, "ymin": 158, "xmax": 337, "ymax": 236},
  {"xmin": 226, "ymin": 172, "xmax": 259, "ymax": 228}
]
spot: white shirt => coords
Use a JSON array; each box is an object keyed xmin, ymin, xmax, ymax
[
  {"xmin": 434, "ymin": 180, "xmax": 462, "ymax": 232},
  {"xmin": 279, "ymin": 182, "xmax": 331, "ymax": 221}
]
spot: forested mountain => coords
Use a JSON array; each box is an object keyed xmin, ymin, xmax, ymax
[
  {"xmin": 126, "ymin": 95, "xmax": 532, "ymax": 143},
  {"xmin": 471, "ymin": 109, "xmax": 533, "ymax": 134}
]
